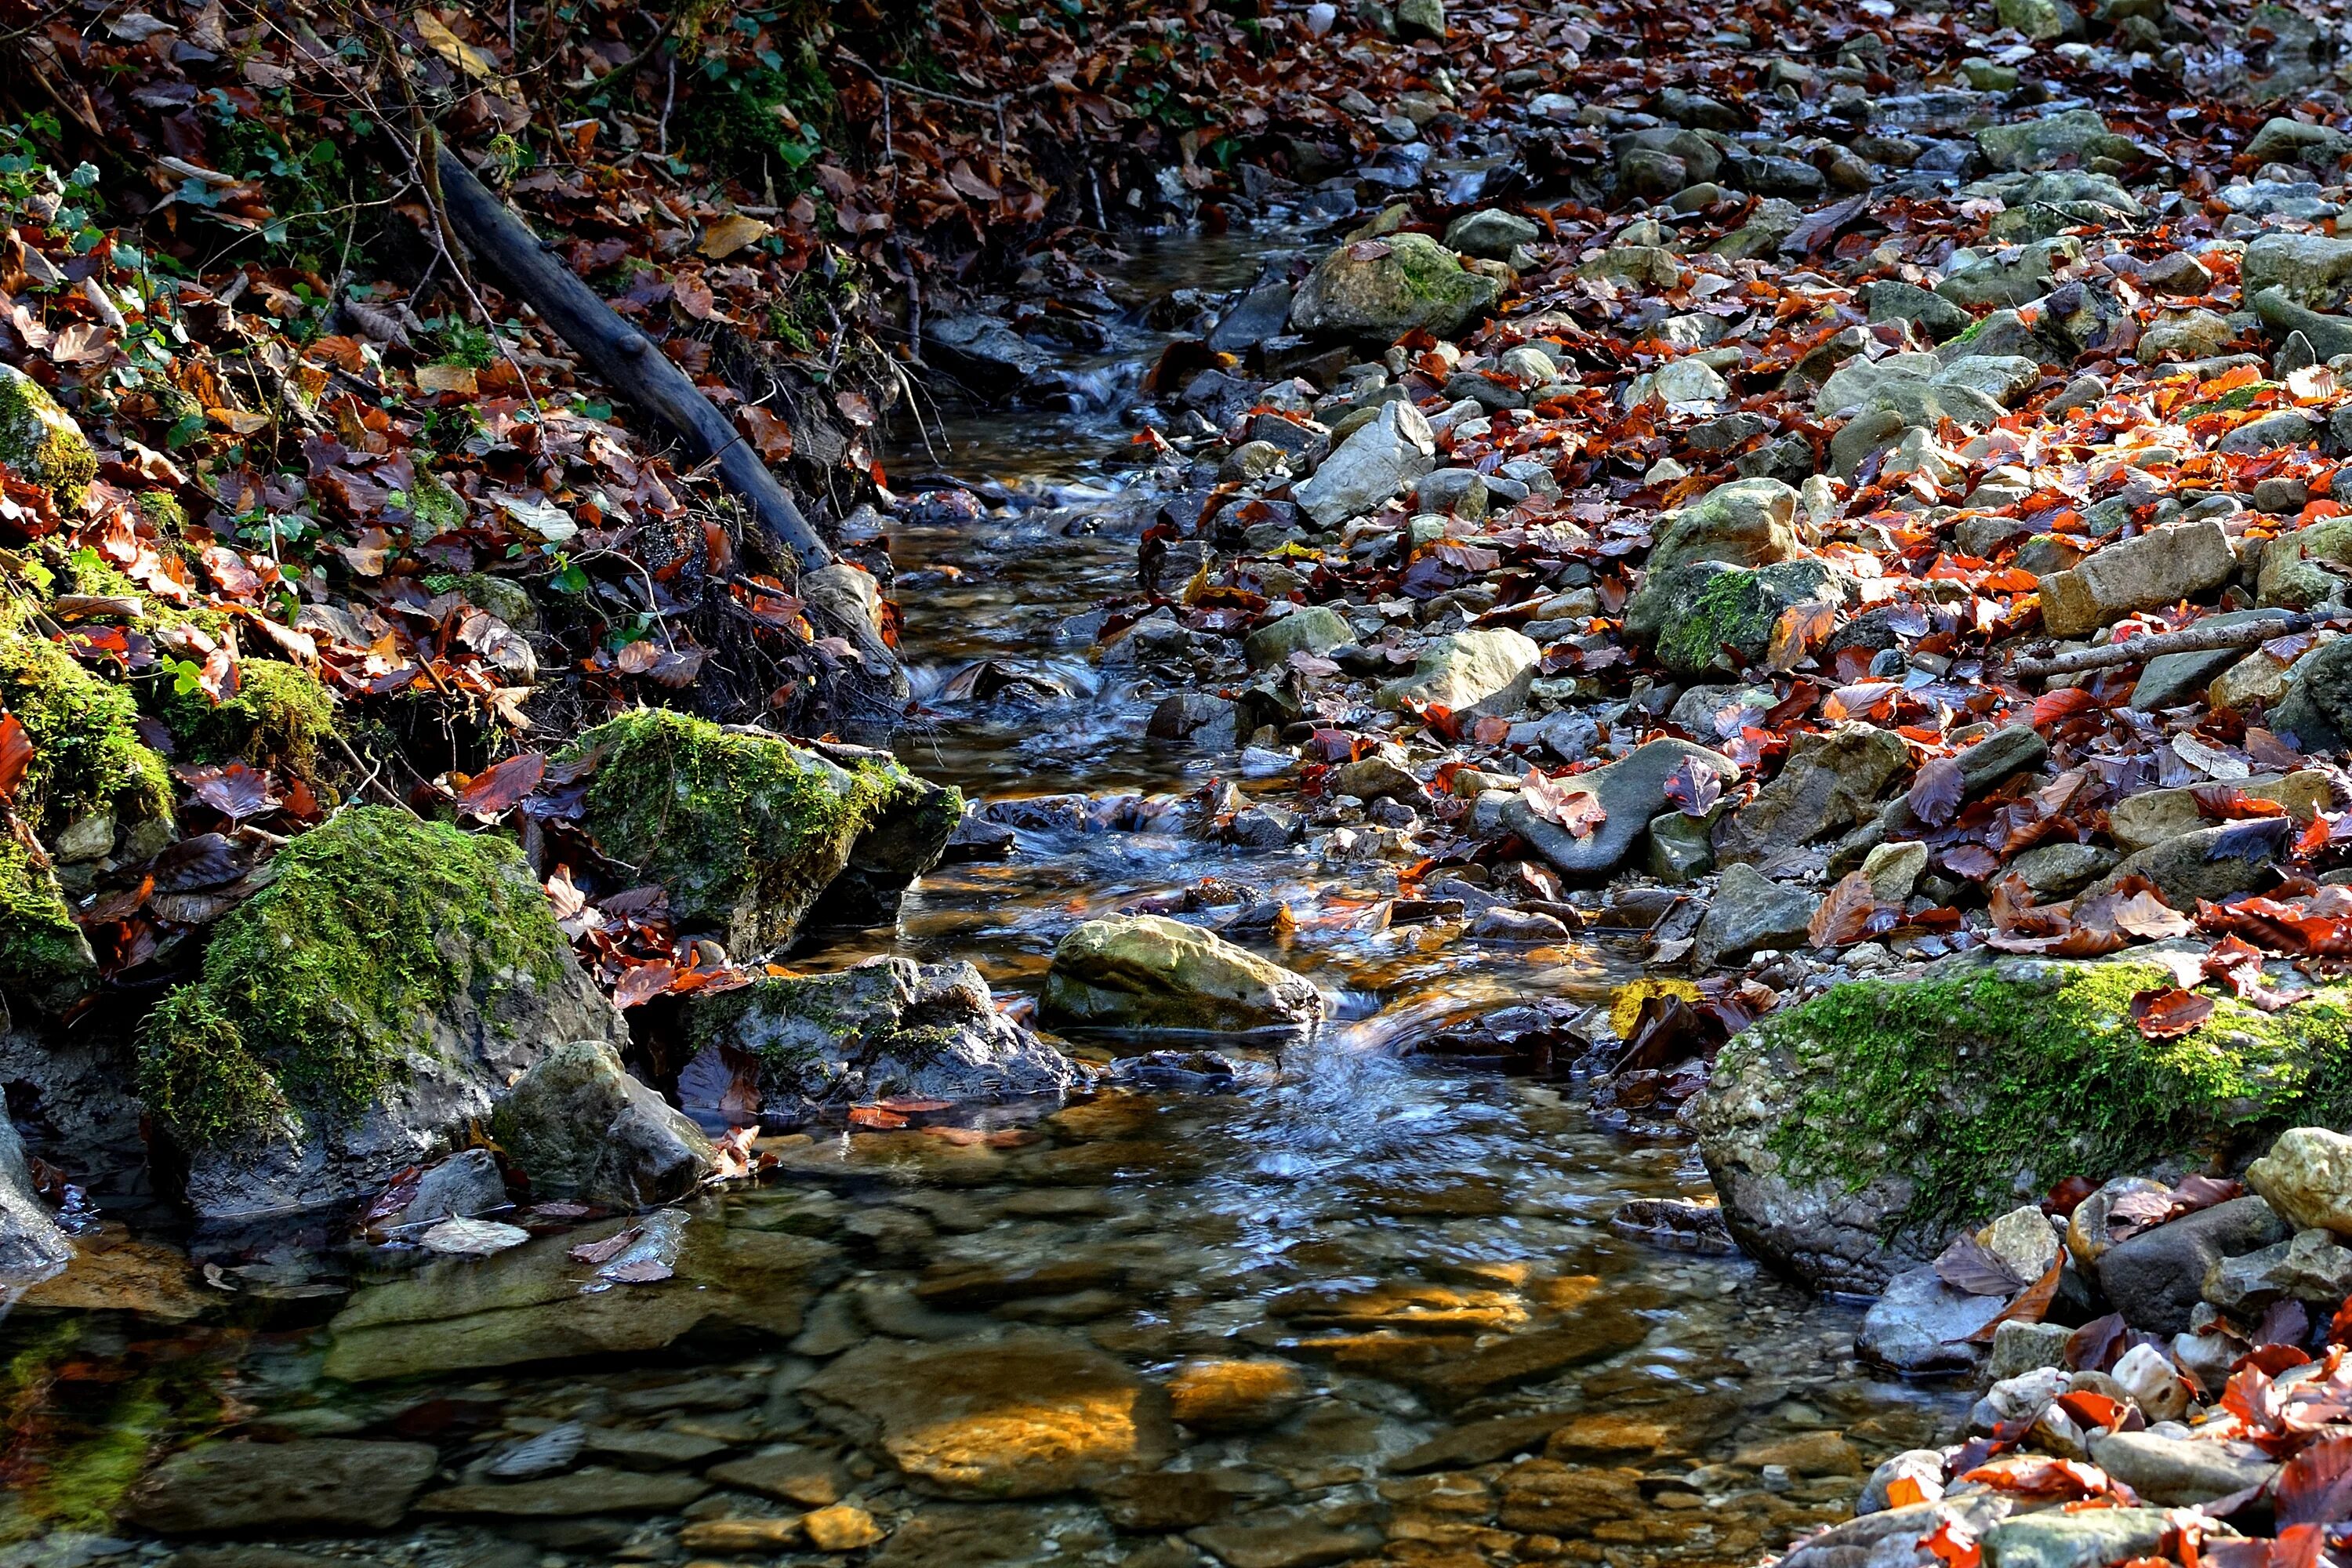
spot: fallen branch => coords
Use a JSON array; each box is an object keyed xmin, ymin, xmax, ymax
[
  {"xmin": 430, "ymin": 145, "xmax": 836, "ymax": 576},
  {"xmin": 2009, "ymin": 612, "xmax": 2315, "ymax": 681}
]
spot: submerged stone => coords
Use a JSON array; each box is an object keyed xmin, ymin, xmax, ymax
[
  {"xmin": 570, "ymin": 709, "xmax": 960, "ymax": 959},
  {"xmin": 122, "ymin": 1439, "xmax": 438, "ymax": 1534},
  {"xmin": 1044, "ymin": 915, "xmax": 1324, "ymax": 1032},
  {"xmin": 139, "ymin": 808, "xmax": 625, "ymax": 1222}
]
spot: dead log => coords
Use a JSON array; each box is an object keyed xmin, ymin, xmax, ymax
[
  {"xmin": 432, "ymin": 145, "xmax": 833, "ymax": 575},
  {"xmin": 2009, "ymin": 612, "xmax": 2315, "ymax": 681}
]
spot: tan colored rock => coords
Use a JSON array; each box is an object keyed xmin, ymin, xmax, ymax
[
  {"xmin": 1166, "ymin": 1358, "xmax": 1306, "ymax": 1431},
  {"xmin": 802, "ymin": 1330, "xmax": 1175, "ymax": 1498},
  {"xmin": 2106, "ymin": 771, "xmax": 2332, "ymax": 852},
  {"xmin": 1861, "ymin": 840, "xmax": 1930, "ymax": 902},
  {"xmin": 803, "ymin": 1503, "xmax": 885, "ymax": 1551},
  {"xmin": 2248, "ymin": 1127, "xmax": 2352, "ymax": 1237},
  {"xmin": 2209, "ymin": 649, "xmax": 2297, "ymax": 711},
  {"xmin": 2035, "ymin": 521, "xmax": 2237, "ymax": 637},
  {"xmin": 1376, "ymin": 627, "xmax": 1541, "ymax": 719},
  {"xmin": 681, "ymin": 1518, "xmax": 804, "ymax": 1552}
]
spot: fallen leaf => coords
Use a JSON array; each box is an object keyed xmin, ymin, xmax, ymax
[{"xmin": 2130, "ymin": 985, "xmax": 2216, "ymax": 1040}]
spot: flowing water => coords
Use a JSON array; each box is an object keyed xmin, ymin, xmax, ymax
[{"xmin": 0, "ymin": 233, "xmax": 1973, "ymax": 1568}]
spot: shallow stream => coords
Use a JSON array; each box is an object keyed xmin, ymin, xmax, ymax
[{"xmin": 0, "ymin": 233, "xmax": 1972, "ymax": 1568}]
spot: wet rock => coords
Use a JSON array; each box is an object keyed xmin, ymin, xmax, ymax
[
  {"xmin": 1855, "ymin": 1265, "xmax": 2003, "ymax": 1374},
  {"xmin": 1094, "ymin": 1469, "xmax": 1247, "ymax": 1530},
  {"xmin": 1500, "ymin": 738, "xmax": 1740, "ymax": 882},
  {"xmin": 1167, "ymin": 1358, "xmax": 1306, "ymax": 1431},
  {"xmin": 1691, "ymin": 864, "xmax": 1820, "ymax": 969},
  {"xmin": 1293, "ymin": 399, "xmax": 1435, "ymax": 527},
  {"xmin": 1374, "ymin": 627, "xmax": 1541, "ymax": 719},
  {"xmin": 709, "ymin": 1446, "xmax": 846, "ymax": 1506},
  {"xmin": 1045, "ymin": 914, "xmax": 1323, "ymax": 1032},
  {"xmin": 681, "ymin": 1519, "xmax": 804, "ymax": 1553},
  {"xmin": 1978, "ymin": 1508, "xmax": 2174, "ymax": 1568},
  {"xmin": 1719, "ymin": 724, "xmax": 1911, "ymax": 863},
  {"xmin": 2248, "ymin": 1127, "xmax": 2352, "ymax": 1236},
  {"xmin": 923, "ymin": 314, "xmax": 1051, "ymax": 397},
  {"xmin": 123, "ymin": 1439, "xmax": 439, "ymax": 1533},
  {"xmin": 2205, "ymin": 1226, "xmax": 2352, "ymax": 1312},
  {"xmin": 2036, "ymin": 521, "xmax": 2236, "ymax": 637},
  {"xmin": 1186, "ymin": 1515, "xmax": 1384, "ymax": 1568},
  {"xmin": 1650, "ymin": 477, "xmax": 1801, "ymax": 572},
  {"xmin": 495, "ymin": 1039, "xmax": 713, "ymax": 1207},
  {"xmin": 568, "ymin": 709, "xmax": 960, "ymax": 959},
  {"xmin": 1406, "ymin": 1314, "xmax": 1651, "ymax": 1406},
  {"xmin": 1625, "ymin": 558, "xmax": 1842, "ymax": 676},
  {"xmin": 804, "ymin": 1329, "xmax": 1175, "ymax": 1497},
  {"xmin": 323, "ymin": 1212, "xmax": 836, "ymax": 1381},
  {"xmin": 0, "ymin": 1114, "xmax": 70, "ymax": 1277},
  {"xmin": 1244, "ymin": 605, "xmax": 1354, "ymax": 668},
  {"xmin": 1288, "ymin": 232, "xmax": 1498, "ymax": 343},
  {"xmin": 142, "ymin": 808, "xmax": 625, "ymax": 1224},
  {"xmin": 2096, "ymin": 1196, "xmax": 2291, "ymax": 1334},
  {"xmin": 685, "ymin": 956, "xmax": 1075, "ymax": 1115},
  {"xmin": 401, "ymin": 1147, "xmax": 508, "ymax": 1226},
  {"xmin": 419, "ymin": 1466, "xmax": 710, "ymax": 1516},
  {"xmin": 1495, "ymin": 1460, "xmax": 1646, "ymax": 1531},
  {"xmin": 1689, "ymin": 949, "xmax": 2336, "ymax": 1294}
]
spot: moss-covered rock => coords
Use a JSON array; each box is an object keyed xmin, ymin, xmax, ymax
[
  {"xmin": 1686, "ymin": 946, "xmax": 2352, "ymax": 1293},
  {"xmin": 0, "ymin": 822, "xmax": 97, "ymax": 1016},
  {"xmin": 1288, "ymin": 233, "xmax": 1501, "ymax": 343},
  {"xmin": 1624, "ymin": 559, "xmax": 1842, "ymax": 677},
  {"xmin": 0, "ymin": 364, "xmax": 96, "ymax": 508},
  {"xmin": 683, "ymin": 956, "xmax": 1078, "ymax": 1117},
  {"xmin": 138, "ymin": 807, "xmax": 622, "ymax": 1221},
  {"xmin": 0, "ymin": 628, "xmax": 172, "ymax": 838},
  {"xmin": 151, "ymin": 658, "xmax": 336, "ymax": 778},
  {"xmin": 492, "ymin": 1039, "xmax": 713, "ymax": 1207},
  {"xmin": 570, "ymin": 708, "xmax": 960, "ymax": 959}
]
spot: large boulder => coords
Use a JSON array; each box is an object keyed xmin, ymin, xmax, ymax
[
  {"xmin": 1624, "ymin": 559, "xmax": 1842, "ymax": 677},
  {"xmin": 1650, "ymin": 478, "xmax": 1801, "ymax": 573},
  {"xmin": 1288, "ymin": 233, "xmax": 1500, "ymax": 343},
  {"xmin": 2241, "ymin": 232, "xmax": 2352, "ymax": 310},
  {"xmin": 1044, "ymin": 915, "xmax": 1323, "ymax": 1032},
  {"xmin": 1686, "ymin": 947, "xmax": 2352, "ymax": 1293},
  {"xmin": 139, "ymin": 808, "xmax": 625, "ymax": 1223},
  {"xmin": 494, "ymin": 1039, "xmax": 714, "ymax": 1207},
  {"xmin": 122, "ymin": 1439, "xmax": 439, "ymax": 1534},
  {"xmin": 1500, "ymin": 739, "xmax": 1741, "ymax": 882},
  {"xmin": 681, "ymin": 956, "xmax": 1079, "ymax": 1117},
  {"xmin": 1691, "ymin": 864, "xmax": 1820, "ymax": 969},
  {"xmin": 1375, "ymin": 627, "xmax": 1541, "ymax": 719},
  {"xmin": 570, "ymin": 709, "xmax": 960, "ymax": 958}
]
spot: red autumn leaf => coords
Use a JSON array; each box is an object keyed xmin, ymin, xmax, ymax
[
  {"xmin": 1662, "ymin": 755, "xmax": 1722, "ymax": 816},
  {"xmin": 1520, "ymin": 768, "xmax": 1606, "ymax": 837},
  {"xmin": 1907, "ymin": 755, "xmax": 1965, "ymax": 826},
  {"xmin": 0, "ymin": 713, "xmax": 30, "ymax": 803},
  {"xmin": 2031, "ymin": 687, "xmax": 2100, "ymax": 728},
  {"xmin": 2131, "ymin": 985, "xmax": 2216, "ymax": 1040},
  {"xmin": 847, "ymin": 1105, "xmax": 908, "ymax": 1129},
  {"xmin": 1922, "ymin": 1517, "xmax": 1981, "ymax": 1568},
  {"xmin": 1809, "ymin": 870, "xmax": 1899, "ymax": 949},
  {"xmin": 612, "ymin": 960, "xmax": 677, "ymax": 1009},
  {"xmin": 2193, "ymin": 785, "xmax": 2287, "ymax": 821},
  {"xmin": 456, "ymin": 752, "xmax": 546, "ymax": 818}
]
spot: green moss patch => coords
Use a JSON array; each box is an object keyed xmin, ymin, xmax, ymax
[
  {"xmin": 0, "ymin": 365, "xmax": 96, "ymax": 507},
  {"xmin": 138, "ymin": 807, "xmax": 568, "ymax": 1148},
  {"xmin": 0, "ymin": 629, "xmax": 172, "ymax": 835},
  {"xmin": 1751, "ymin": 960, "xmax": 2352, "ymax": 1246},
  {"xmin": 152, "ymin": 658, "xmax": 336, "ymax": 776},
  {"xmin": 0, "ymin": 829, "xmax": 96, "ymax": 1007}
]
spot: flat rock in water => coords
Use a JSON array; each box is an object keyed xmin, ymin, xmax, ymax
[
  {"xmin": 123, "ymin": 1439, "xmax": 439, "ymax": 1534},
  {"xmin": 802, "ymin": 1329, "xmax": 1176, "ymax": 1497},
  {"xmin": 1402, "ymin": 1312, "xmax": 1650, "ymax": 1406},
  {"xmin": 1044, "ymin": 914, "xmax": 1323, "ymax": 1033},
  {"xmin": 1855, "ymin": 1266, "xmax": 2002, "ymax": 1375},
  {"xmin": 1185, "ymin": 1516, "xmax": 1385, "ymax": 1568},
  {"xmin": 418, "ymin": 1465, "xmax": 710, "ymax": 1515}
]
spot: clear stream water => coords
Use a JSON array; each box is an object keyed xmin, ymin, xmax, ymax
[{"xmin": 0, "ymin": 233, "xmax": 1971, "ymax": 1568}]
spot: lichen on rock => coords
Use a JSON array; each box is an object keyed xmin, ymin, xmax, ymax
[
  {"xmin": 138, "ymin": 806, "xmax": 622, "ymax": 1219},
  {"xmin": 570, "ymin": 706, "xmax": 960, "ymax": 958},
  {"xmin": 1687, "ymin": 947, "xmax": 2352, "ymax": 1293},
  {"xmin": 0, "ymin": 364, "xmax": 97, "ymax": 507}
]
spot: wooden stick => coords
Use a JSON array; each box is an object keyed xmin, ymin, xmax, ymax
[
  {"xmin": 430, "ymin": 145, "xmax": 837, "ymax": 575},
  {"xmin": 2010, "ymin": 612, "xmax": 2314, "ymax": 681}
]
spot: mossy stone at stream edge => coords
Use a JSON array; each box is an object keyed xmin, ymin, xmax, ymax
[
  {"xmin": 138, "ymin": 807, "xmax": 578, "ymax": 1151},
  {"xmin": 0, "ymin": 364, "xmax": 96, "ymax": 508},
  {"xmin": 0, "ymin": 826, "xmax": 98, "ymax": 1013},
  {"xmin": 1687, "ymin": 949, "xmax": 2352, "ymax": 1292},
  {"xmin": 570, "ymin": 707, "xmax": 960, "ymax": 959},
  {"xmin": 150, "ymin": 657, "xmax": 337, "ymax": 777}
]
